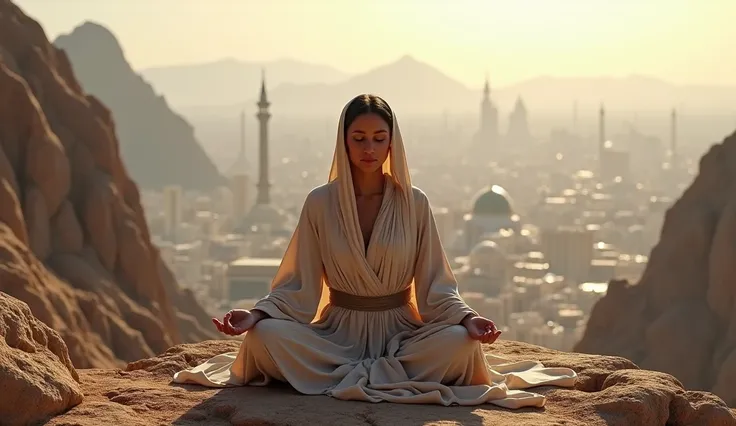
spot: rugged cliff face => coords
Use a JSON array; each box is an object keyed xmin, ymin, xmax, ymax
[
  {"xmin": 54, "ymin": 21, "xmax": 225, "ymax": 191},
  {"xmin": 576, "ymin": 130, "xmax": 736, "ymax": 406},
  {"xmin": 0, "ymin": 0, "xmax": 216, "ymax": 370}
]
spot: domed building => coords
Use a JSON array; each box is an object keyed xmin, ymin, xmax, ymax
[
  {"xmin": 454, "ymin": 240, "xmax": 508, "ymax": 296},
  {"xmin": 463, "ymin": 185, "xmax": 520, "ymax": 250},
  {"xmin": 468, "ymin": 240, "xmax": 507, "ymax": 272}
]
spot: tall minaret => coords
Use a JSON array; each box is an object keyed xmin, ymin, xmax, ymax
[
  {"xmin": 256, "ymin": 70, "xmax": 271, "ymax": 205},
  {"xmin": 670, "ymin": 108, "xmax": 678, "ymax": 165},
  {"xmin": 476, "ymin": 74, "xmax": 498, "ymax": 147}
]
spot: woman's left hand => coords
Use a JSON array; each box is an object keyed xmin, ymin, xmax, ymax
[{"xmin": 462, "ymin": 315, "xmax": 502, "ymax": 344}]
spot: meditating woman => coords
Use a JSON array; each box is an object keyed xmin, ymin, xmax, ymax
[{"xmin": 173, "ymin": 94, "xmax": 577, "ymax": 408}]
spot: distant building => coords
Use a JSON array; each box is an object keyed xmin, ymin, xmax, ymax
[
  {"xmin": 236, "ymin": 71, "xmax": 290, "ymax": 235},
  {"xmin": 600, "ymin": 145, "xmax": 631, "ymax": 182},
  {"xmin": 230, "ymin": 174, "xmax": 250, "ymax": 224},
  {"xmin": 464, "ymin": 184, "xmax": 520, "ymax": 249},
  {"xmin": 506, "ymin": 96, "xmax": 532, "ymax": 145},
  {"xmin": 540, "ymin": 226, "xmax": 595, "ymax": 284},
  {"xmin": 454, "ymin": 240, "xmax": 508, "ymax": 295},
  {"xmin": 163, "ymin": 185, "xmax": 182, "ymax": 242},
  {"xmin": 597, "ymin": 105, "xmax": 631, "ymax": 182},
  {"xmin": 226, "ymin": 257, "xmax": 281, "ymax": 302},
  {"xmin": 471, "ymin": 76, "xmax": 499, "ymax": 156}
]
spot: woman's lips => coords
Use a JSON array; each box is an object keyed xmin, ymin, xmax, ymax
[{"xmin": 361, "ymin": 159, "xmax": 377, "ymax": 164}]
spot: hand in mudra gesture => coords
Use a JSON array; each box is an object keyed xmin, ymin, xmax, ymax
[
  {"xmin": 462, "ymin": 315, "xmax": 502, "ymax": 344},
  {"xmin": 212, "ymin": 309, "xmax": 264, "ymax": 336}
]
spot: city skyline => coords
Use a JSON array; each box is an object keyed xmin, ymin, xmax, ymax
[{"xmin": 6, "ymin": 0, "xmax": 736, "ymax": 418}]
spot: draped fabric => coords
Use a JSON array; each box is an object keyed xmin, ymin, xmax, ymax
[{"xmin": 172, "ymin": 100, "xmax": 577, "ymax": 408}]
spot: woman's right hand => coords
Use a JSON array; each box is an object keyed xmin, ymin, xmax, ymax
[{"xmin": 212, "ymin": 309, "xmax": 264, "ymax": 336}]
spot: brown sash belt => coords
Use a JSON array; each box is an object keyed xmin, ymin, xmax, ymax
[{"xmin": 329, "ymin": 287, "xmax": 412, "ymax": 311}]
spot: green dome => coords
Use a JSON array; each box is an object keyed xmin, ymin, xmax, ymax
[{"xmin": 471, "ymin": 185, "xmax": 513, "ymax": 216}]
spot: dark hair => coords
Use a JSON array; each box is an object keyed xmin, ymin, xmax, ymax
[{"xmin": 343, "ymin": 94, "xmax": 394, "ymax": 141}]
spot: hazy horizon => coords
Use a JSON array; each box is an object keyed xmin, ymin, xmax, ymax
[{"xmin": 14, "ymin": 0, "xmax": 736, "ymax": 89}]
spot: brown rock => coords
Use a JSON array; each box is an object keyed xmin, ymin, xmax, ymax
[
  {"xmin": 81, "ymin": 173, "xmax": 118, "ymax": 271},
  {"xmin": 0, "ymin": 142, "xmax": 19, "ymax": 195},
  {"xmin": 23, "ymin": 185, "xmax": 52, "ymax": 260},
  {"xmin": 0, "ymin": 0, "xmax": 217, "ymax": 374},
  {"xmin": 24, "ymin": 107, "xmax": 71, "ymax": 216},
  {"xmin": 576, "ymin": 131, "xmax": 736, "ymax": 405},
  {"xmin": 0, "ymin": 291, "xmax": 83, "ymax": 425},
  {"xmin": 0, "ymin": 171, "xmax": 28, "ymax": 245},
  {"xmin": 50, "ymin": 200, "xmax": 84, "ymax": 253},
  {"xmin": 46, "ymin": 339, "xmax": 736, "ymax": 426}
]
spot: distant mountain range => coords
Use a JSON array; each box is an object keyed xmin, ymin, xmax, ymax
[
  {"xmin": 55, "ymin": 22, "xmax": 225, "ymax": 190},
  {"xmin": 141, "ymin": 55, "xmax": 736, "ymax": 118},
  {"xmin": 140, "ymin": 58, "xmax": 350, "ymax": 108}
]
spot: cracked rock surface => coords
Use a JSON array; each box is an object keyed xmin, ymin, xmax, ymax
[
  {"xmin": 0, "ymin": 292, "xmax": 83, "ymax": 425},
  {"xmin": 48, "ymin": 339, "xmax": 736, "ymax": 426}
]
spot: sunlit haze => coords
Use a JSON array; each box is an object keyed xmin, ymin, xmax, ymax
[
  {"xmin": 15, "ymin": 0, "xmax": 736, "ymax": 87},
  {"xmin": 5, "ymin": 0, "xmax": 736, "ymax": 416}
]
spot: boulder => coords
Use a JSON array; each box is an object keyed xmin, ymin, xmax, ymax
[{"xmin": 0, "ymin": 292, "xmax": 83, "ymax": 425}]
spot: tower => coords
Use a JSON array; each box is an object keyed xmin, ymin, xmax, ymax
[
  {"xmin": 507, "ymin": 96, "xmax": 530, "ymax": 144},
  {"xmin": 256, "ymin": 70, "xmax": 271, "ymax": 205},
  {"xmin": 473, "ymin": 74, "xmax": 499, "ymax": 152}
]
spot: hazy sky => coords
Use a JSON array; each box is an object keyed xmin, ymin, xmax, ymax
[{"xmin": 14, "ymin": 0, "xmax": 736, "ymax": 87}]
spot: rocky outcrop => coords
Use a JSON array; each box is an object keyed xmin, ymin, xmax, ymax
[
  {"xmin": 0, "ymin": 292, "xmax": 83, "ymax": 425},
  {"xmin": 0, "ymin": 0, "xmax": 217, "ymax": 369},
  {"xmin": 54, "ymin": 22, "xmax": 225, "ymax": 191},
  {"xmin": 47, "ymin": 339, "xmax": 736, "ymax": 426},
  {"xmin": 576, "ymin": 130, "xmax": 736, "ymax": 406}
]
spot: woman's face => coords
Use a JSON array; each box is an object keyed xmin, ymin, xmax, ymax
[{"xmin": 345, "ymin": 113, "xmax": 391, "ymax": 175}]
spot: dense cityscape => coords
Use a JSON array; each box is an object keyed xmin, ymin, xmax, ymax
[{"xmin": 142, "ymin": 74, "xmax": 695, "ymax": 352}]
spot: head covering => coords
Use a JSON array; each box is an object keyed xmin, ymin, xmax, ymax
[
  {"xmin": 312, "ymin": 97, "xmax": 420, "ymax": 319},
  {"xmin": 327, "ymin": 97, "xmax": 417, "ymax": 259}
]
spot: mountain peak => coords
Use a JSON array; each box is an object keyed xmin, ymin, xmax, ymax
[
  {"xmin": 53, "ymin": 20, "xmax": 226, "ymax": 190},
  {"xmin": 55, "ymin": 21, "xmax": 126, "ymax": 66},
  {"xmin": 391, "ymin": 54, "xmax": 423, "ymax": 68}
]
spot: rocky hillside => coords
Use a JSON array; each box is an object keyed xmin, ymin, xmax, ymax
[
  {"xmin": 0, "ymin": 0, "xmax": 216, "ymax": 370},
  {"xmin": 576, "ymin": 130, "xmax": 736, "ymax": 406},
  {"xmin": 54, "ymin": 22, "xmax": 225, "ymax": 191}
]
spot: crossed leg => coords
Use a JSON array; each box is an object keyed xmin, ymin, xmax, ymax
[
  {"xmin": 234, "ymin": 318, "xmax": 352, "ymax": 394},
  {"xmin": 394, "ymin": 324, "xmax": 493, "ymax": 386}
]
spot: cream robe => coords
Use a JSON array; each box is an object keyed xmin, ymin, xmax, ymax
[{"xmin": 173, "ymin": 103, "xmax": 577, "ymax": 408}]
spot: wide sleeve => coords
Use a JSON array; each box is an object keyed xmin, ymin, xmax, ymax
[
  {"xmin": 251, "ymin": 191, "xmax": 325, "ymax": 324},
  {"xmin": 412, "ymin": 191, "xmax": 478, "ymax": 325}
]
